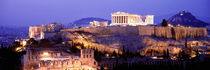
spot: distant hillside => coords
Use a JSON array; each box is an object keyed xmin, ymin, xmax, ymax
[
  {"xmin": 0, "ymin": 26, "xmax": 28, "ymax": 39},
  {"xmin": 168, "ymin": 11, "xmax": 208, "ymax": 27},
  {"xmin": 196, "ymin": 16, "xmax": 210, "ymax": 23},
  {"xmin": 67, "ymin": 17, "xmax": 111, "ymax": 28}
]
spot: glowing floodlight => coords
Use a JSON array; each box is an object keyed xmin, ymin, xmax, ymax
[{"xmin": 43, "ymin": 52, "xmax": 49, "ymax": 56}]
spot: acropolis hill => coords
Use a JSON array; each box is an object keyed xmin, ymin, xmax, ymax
[
  {"xmin": 28, "ymin": 12, "xmax": 209, "ymax": 56},
  {"xmin": 58, "ymin": 25, "xmax": 209, "ymax": 55}
]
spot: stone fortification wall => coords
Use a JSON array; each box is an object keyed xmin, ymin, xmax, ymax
[
  {"xmin": 62, "ymin": 26, "xmax": 139, "ymax": 36},
  {"xmin": 61, "ymin": 26, "xmax": 207, "ymax": 40},
  {"xmin": 138, "ymin": 26, "xmax": 155, "ymax": 36},
  {"xmin": 154, "ymin": 27, "xmax": 173, "ymax": 38},
  {"xmin": 172, "ymin": 27, "xmax": 207, "ymax": 40}
]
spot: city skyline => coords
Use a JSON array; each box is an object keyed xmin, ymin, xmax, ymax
[{"xmin": 0, "ymin": 0, "xmax": 209, "ymax": 27}]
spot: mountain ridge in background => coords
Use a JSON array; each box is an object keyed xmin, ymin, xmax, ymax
[
  {"xmin": 66, "ymin": 17, "xmax": 111, "ymax": 28},
  {"xmin": 168, "ymin": 11, "xmax": 209, "ymax": 27}
]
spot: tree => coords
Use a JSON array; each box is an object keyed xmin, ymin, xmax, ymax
[
  {"xmin": 163, "ymin": 50, "xmax": 167, "ymax": 58},
  {"xmin": 195, "ymin": 49, "xmax": 200, "ymax": 60},
  {"xmin": 39, "ymin": 39, "xmax": 50, "ymax": 44},
  {"xmin": 81, "ymin": 43, "xmax": 85, "ymax": 49},
  {"xmin": 70, "ymin": 43, "xmax": 79, "ymax": 53},
  {"xmin": 184, "ymin": 38, "xmax": 188, "ymax": 48},
  {"xmin": 13, "ymin": 41, "xmax": 21, "ymax": 47},
  {"xmin": 121, "ymin": 45, "xmax": 126, "ymax": 56},
  {"xmin": 163, "ymin": 49, "xmax": 170, "ymax": 59},
  {"xmin": 166, "ymin": 49, "xmax": 170, "ymax": 59},
  {"xmin": 126, "ymin": 48, "xmax": 130, "ymax": 57},
  {"xmin": 0, "ymin": 45, "xmax": 25, "ymax": 70},
  {"xmin": 54, "ymin": 38, "xmax": 63, "ymax": 44},
  {"xmin": 150, "ymin": 49, "xmax": 154, "ymax": 56},
  {"xmin": 177, "ymin": 50, "xmax": 182, "ymax": 60},
  {"xmin": 94, "ymin": 48, "xmax": 102, "ymax": 61},
  {"xmin": 112, "ymin": 51, "xmax": 117, "ymax": 57},
  {"xmin": 27, "ymin": 38, "xmax": 38, "ymax": 45},
  {"xmin": 1, "ymin": 43, "xmax": 3, "ymax": 48},
  {"xmin": 178, "ymin": 49, "xmax": 190, "ymax": 60},
  {"xmin": 161, "ymin": 19, "xmax": 168, "ymax": 26}
]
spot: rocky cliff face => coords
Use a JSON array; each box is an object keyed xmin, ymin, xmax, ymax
[
  {"xmin": 58, "ymin": 26, "xmax": 209, "ymax": 55},
  {"xmin": 60, "ymin": 30, "xmax": 209, "ymax": 56},
  {"xmin": 168, "ymin": 11, "xmax": 208, "ymax": 27}
]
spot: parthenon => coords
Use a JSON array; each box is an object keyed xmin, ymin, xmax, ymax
[{"xmin": 110, "ymin": 12, "xmax": 154, "ymax": 26}]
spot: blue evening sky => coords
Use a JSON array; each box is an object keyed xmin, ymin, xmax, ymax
[{"xmin": 0, "ymin": 0, "xmax": 209, "ymax": 27}]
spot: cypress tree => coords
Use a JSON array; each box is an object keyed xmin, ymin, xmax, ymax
[
  {"xmin": 1, "ymin": 43, "xmax": 3, "ymax": 48},
  {"xmin": 161, "ymin": 19, "xmax": 168, "ymax": 26},
  {"xmin": 121, "ymin": 45, "xmax": 126, "ymax": 56},
  {"xmin": 166, "ymin": 49, "xmax": 170, "ymax": 59},
  {"xmin": 112, "ymin": 51, "xmax": 117, "ymax": 57},
  {"xmin": 163, "ymin": 50, "xmax": 166, "ymax": 58}
]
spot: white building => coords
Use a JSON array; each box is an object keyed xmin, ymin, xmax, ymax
[
  {"xmin": 90, "ymin": 21, "xmax": 108, "ymax": 27},
  {"xmin": 110, "ymin": 12, "xmax": 154, "ymax": 26}
]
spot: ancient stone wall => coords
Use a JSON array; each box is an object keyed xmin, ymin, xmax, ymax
[
  {"xmin": 138, "ymin": 26, "xmax": 154, "ymax": 36},
  {"xmin": 172, "ymin": 27, "xmax": 207, "ymax": 40},
  {"xmin": 62, "ymin": 26, "xmax": 139, "ymax": 36},
  {"xmin": 61, "ymin": 26, "xmax": 207, "ymax": 40},
  {"xmin": 154, "ymin": 27, "xmax": 173, "ymax": 38}
]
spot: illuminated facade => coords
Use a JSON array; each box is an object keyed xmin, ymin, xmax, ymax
[
  {"xmin": 110, "ymin": 12, "xmax": 154, "ymax": 26},
  {"xmin": 24, "ymin": 48, "xmax": 98, "ymax": 70},
  {"xmin": 29, "ymin": 26, "xmax": 42, "ymax": 38},
  {"xmin": 90, "ymin": 21, "xmax": 108, "ymax": 27},
  {"xmin": 28, "ymin": 23, "xmax": 64, "ymax": 39},
  {"xmin": 41, "ymin": 22, "xmax": 64, "ymax": 33}
]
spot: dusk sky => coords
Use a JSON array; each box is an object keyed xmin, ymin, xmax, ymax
[{"xmin": 0, "ymin": 0, "xmax": 209, "ymax": 27}]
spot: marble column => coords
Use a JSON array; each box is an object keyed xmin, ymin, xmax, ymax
[
  {"xmin": 117, "ymin": 16, "xmax": 119, "ymax": 23},
  {"xmin": 119, "ymin": 16, "xmax": 121, "ymax": 23},
  {"xmin": 113, "ymin": 16, "xmax": 115, "ymax": 23},
  {"xmin": 125, "ymin": 16, "xmax": 127, "ymax": 23},
  {"xmin": 120, "ymin": 16, "xmax": 122, "ymax": 23},
  {"xmin": 119, "ymin": 16, "xmax": 120, "ymax": 23},
  {"xmin": 127, "ymin": 16, "xmax": 128, "ymax": 23},
  {"xmin": 122, "ymin": 16, "xmax": 124, "ymax": 23},
  {"xmin": 112, "ymin": 16, "xmax": 113, "ymax": 23},
  {"xmin": 115, "ymin": 16, "xmax": 117, "ymax": 23},
  {"xmin": 124, "ymin": 16, "xmax": 125, "ymax": 23}
]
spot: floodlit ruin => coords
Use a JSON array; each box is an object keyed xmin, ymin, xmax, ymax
[
  {"xmin": 29, "ymin": 23, "xmax": 64, "ymax": 39},
  {"xmin": 24, "ymin": 48, "xmax": 98, "ymax": 70},
  {"xmin": 110, "ymin": 12, "xmax": 154, "ymax": 26}
]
